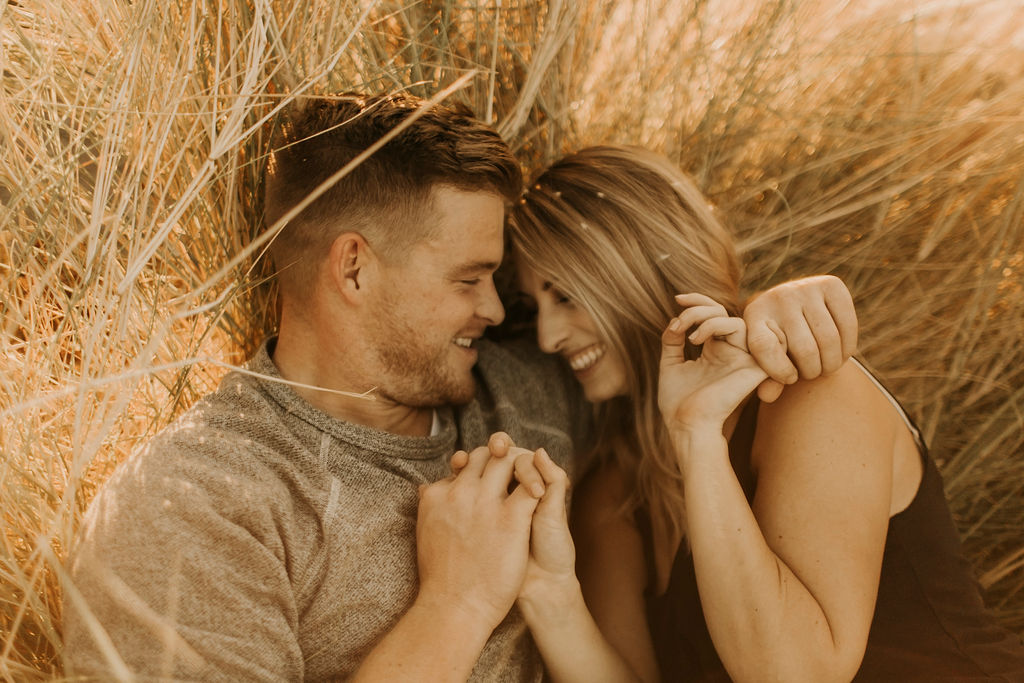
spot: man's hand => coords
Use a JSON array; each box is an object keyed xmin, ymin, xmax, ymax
[
  {"xmin": 743, "ymin": 275, "xmax": 857, "ymax": 402},
  {"xmin": 416, "ymin": 441, "xmax": 540, "ymax": 633}
]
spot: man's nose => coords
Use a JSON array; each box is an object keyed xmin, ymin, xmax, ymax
[{"xmin": 477, "ymin": 277, "xmax": 506, "ymax": 326}]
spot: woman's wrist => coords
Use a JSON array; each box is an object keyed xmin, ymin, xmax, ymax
[
  {"xmin": 517, "ymin": 572, "xmax": 586, "ymax": 627},
  {"xmin": 519, "ymin": 574, "xmax": 642, "ymax": 683},
  {"xmin": 665, "ymin": 414, "xmax": 726, "ymax": 436},
  {"xmin": 670, "ymin": 426, "xmax": 730, "ymax": 473}
]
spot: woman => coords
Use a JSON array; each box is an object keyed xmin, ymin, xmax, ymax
[{"xmin": 507, "ymin": 146, "xmax": 1024, "ymax": 681}]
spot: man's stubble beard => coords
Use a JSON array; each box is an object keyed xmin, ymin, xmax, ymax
[{"xmin": 368, "ymin": 295, "xmax": 476, "ymax": 408}]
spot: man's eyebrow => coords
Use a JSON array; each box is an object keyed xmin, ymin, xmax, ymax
[{"xmin": 448, "ymin": 261, "xmax": 501, "ymax": 278}]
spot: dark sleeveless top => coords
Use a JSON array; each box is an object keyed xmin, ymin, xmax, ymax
[{"xmin": 639, "ymin": 385, "xmax": 1024, "ymax": 682}]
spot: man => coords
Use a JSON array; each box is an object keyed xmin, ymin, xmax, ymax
[{"xmin": 63, "ymin": 93, "xmax": 857, "ymax": 681}]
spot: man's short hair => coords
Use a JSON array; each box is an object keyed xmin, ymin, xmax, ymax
[{"xmin": 264, "ymin": 93, "xmax": 522, "ymax": 299}]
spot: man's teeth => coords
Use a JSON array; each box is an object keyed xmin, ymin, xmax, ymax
[
  {"xmin": 568, "ymin": 345, "xmax": 605, "ymax": 371},
  {"xmin": 454, "ymin": 337, "xmax": 473, "ymax": 348}
]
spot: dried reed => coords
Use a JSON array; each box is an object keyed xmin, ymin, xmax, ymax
[{"xmin": 2, "ymin": 0, "xmax": 1022, "ymax": 678}]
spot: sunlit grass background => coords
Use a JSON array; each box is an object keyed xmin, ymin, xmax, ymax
[{"xmin": 2, "ymin": 0, "xmax": 1023, "ymax": 678}]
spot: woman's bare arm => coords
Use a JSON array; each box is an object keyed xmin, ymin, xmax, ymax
[
  {"xmin": 659, "ymin": 297, "xmax": 902, "ymax": 682},
  {"xmin": 677, "ymin": 362, "xmax": 897, "ymax": 683}
]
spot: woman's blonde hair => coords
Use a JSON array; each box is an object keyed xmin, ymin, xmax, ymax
[{"xmin": 509, "ymin": 145, "xmax": 741, "ymax": 539}]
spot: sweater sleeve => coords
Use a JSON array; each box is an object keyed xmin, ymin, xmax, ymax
[{"xmin": 63, "ymin": 433, "xmax": 306, "ymax": 682}]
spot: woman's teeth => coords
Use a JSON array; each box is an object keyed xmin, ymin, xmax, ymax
[{"xmin": 568, "ymin": 344, "xmax": 605, "ymax": 371}]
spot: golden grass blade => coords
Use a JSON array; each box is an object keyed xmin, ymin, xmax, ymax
[{"xmin": 3, "ymin": 1, "xmax": 1023, "ymax": 677}]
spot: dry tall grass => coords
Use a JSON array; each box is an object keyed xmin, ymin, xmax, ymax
[{"xmin": 2, "ymin": 0, "xmax": 1022, "ymax": 678}]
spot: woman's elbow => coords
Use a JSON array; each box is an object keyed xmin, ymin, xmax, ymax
[{"xmin": 725, "ymin": 639, "xmax": 866, "ymax": 683}]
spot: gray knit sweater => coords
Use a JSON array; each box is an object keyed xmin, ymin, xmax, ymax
[{"xmin": 63, "ymin": 338, "xmax": 589, "ymax": 681}]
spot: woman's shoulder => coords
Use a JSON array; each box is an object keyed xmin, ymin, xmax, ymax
[
  {"xmin": 762, "ymin": 358, "xmax": 892, "ymax": 413},
  {"xmin": 753, "ymin": 359, "xmax": 902, "ymax": 463},
  {"xmin": 749, "ymin": 357, "xmax": 922, "ymax": 520}
]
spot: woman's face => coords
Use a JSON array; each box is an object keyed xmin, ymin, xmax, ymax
[{"xmin": 516, "ymin": 260, "xmax": 629, "ymax": 402}]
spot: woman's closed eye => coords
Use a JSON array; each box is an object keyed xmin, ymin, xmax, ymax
[
  {"xmin": 543, "ymin": 281, "xmax": 574, "ymax": 307},
  {"xmin": 550, "ymin": 289, "xmax": 574, "ymax": 308}
]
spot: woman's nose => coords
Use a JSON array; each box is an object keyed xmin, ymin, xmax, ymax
[{"xmin": 535, "ymin": 305, "xmax": 570, "ymax": 354}]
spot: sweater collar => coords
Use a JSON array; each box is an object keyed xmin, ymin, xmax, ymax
[{"xmin": 246, "ymin": 338, "xmax": 457, "ymax": 460}]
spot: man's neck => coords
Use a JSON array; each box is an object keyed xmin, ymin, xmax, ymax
[{"xmin": 272, "ymin": 322, "xmax": 433, "ymax": 437}]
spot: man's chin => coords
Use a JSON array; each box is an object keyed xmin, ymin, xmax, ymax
[
  {"xmin": 441, "ymin": 367, "xmax": 477, "ymax": 405},
  {"xmin": 446, "ymin": 383, "xmax": 476, "ymax": 406},
  {"xmin": 405, "ymin": 376, "xmax": 476, "ymax": 408},
  {"xmin": 430, "ymin": 380, "xmax": 476, "ymax": 407}
]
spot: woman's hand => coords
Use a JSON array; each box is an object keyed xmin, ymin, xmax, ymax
[
  {"xmin": 658, "ymin": 293, "xmax": 768, "ymax": 434},
  {"xmin": 516, "ymin": 453, "xmax": 645, "ymax": 683},
  {"xmin": 519, "ymin": 448, "xmax": 577, "ymax": 604}
]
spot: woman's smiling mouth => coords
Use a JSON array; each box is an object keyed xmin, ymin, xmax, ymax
[{"xmin": 567, "ymin": 343, "xmax": 606, "ymax": 372}]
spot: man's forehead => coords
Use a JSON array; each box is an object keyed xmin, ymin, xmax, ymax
[
  {"xmin": 425, "ymin": 185, "xmax": 506, "ymax": 217},
  {"xmin": 418, "ymin": 188, "xmax": 506, "ymax": 243}
]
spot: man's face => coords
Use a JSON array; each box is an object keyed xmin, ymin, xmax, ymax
[{"xmin": 365, "ymin": 186, "xmax": 506, "ymax": 407}]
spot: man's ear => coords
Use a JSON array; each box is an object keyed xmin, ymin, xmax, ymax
[{"xmin": 327, "ymin": 232, "xmax": 375, "ymax": 301}]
